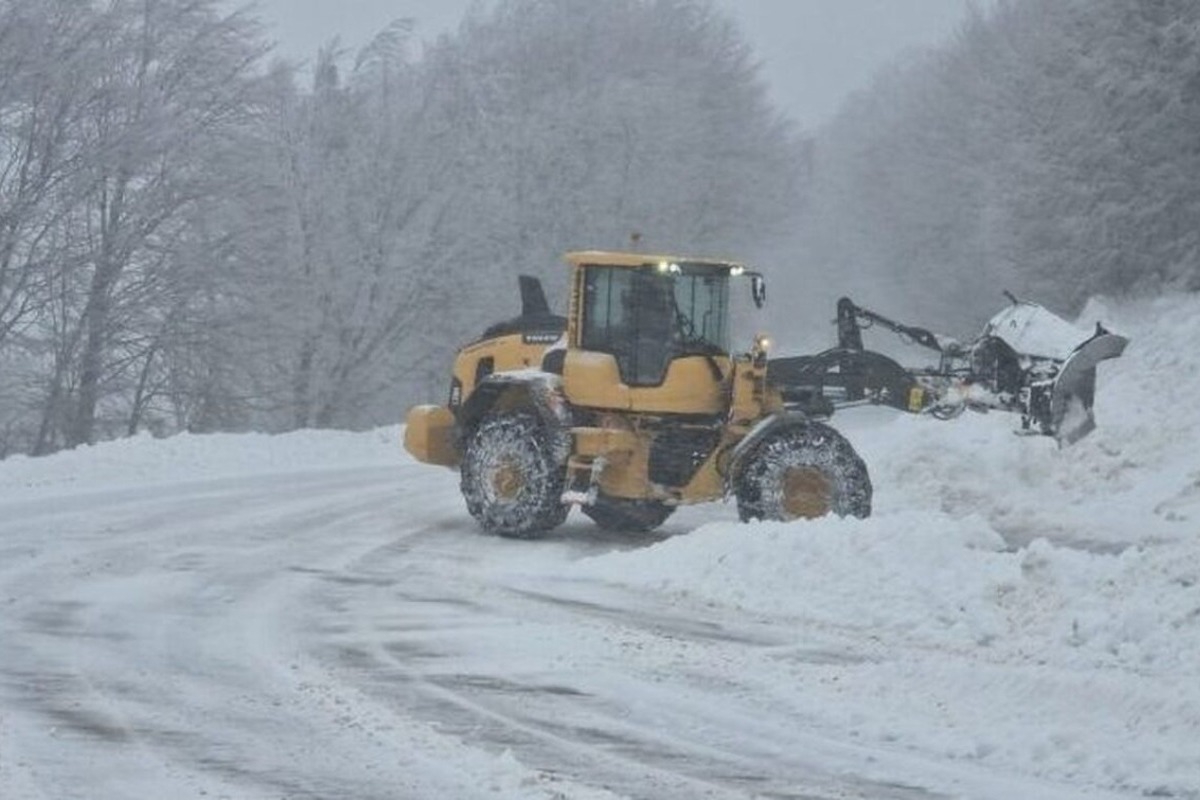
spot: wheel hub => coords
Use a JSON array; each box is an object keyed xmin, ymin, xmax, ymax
[
  {"xmin": 491, "ymin": 459, "xmax": 525, "ymax": 500},
  {"xmin": 781, "ymin": 466, "xmax": 833, "ymax": 519}
]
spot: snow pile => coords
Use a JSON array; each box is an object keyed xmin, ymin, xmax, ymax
[
  {"xmin": 0, "ymin": 426, "xmax": 403, "ymax": 501},
  {"xmin": 576, "ymin": 512, "xmax": 1200, "ymax": 672}
]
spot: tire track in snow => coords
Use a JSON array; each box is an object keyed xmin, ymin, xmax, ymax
[{"xmin": 286, "ymin": 519, "xmax": 950, "ymax": 800}]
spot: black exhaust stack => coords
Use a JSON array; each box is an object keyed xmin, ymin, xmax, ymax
[
  {"xmin": 519, "ymin": 275, "xmax": 551, "ymax": 318},
  {"xmin": 481, "ymin": 275, "xmax": 567, "ymax": 341}
]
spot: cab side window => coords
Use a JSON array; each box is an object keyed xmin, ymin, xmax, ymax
[
  {"xmin": 581, "ymin": 266, "xmax": 674, "ymax": 386},
  {"xmin": 581, "ymin": 266, "xmax": 631, "ymax": 352}
]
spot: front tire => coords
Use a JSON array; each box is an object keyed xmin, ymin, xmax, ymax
[
  {"xmin": 735, "ymin": 421, "xmax": 872, "ymax": 522},
  {"xmin": 460, "ymin": 412, "xmax": 568, "ymax": 538}
]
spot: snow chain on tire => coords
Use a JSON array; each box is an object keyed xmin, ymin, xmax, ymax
[
  {"xmin": 735, "ymin": 421, "xmax": 872, "ymax": 522},
  {"xmin": 460, "ymin": 411, "xmax": 568, "ymax": 538}
]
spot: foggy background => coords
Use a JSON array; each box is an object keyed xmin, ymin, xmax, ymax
[
  {"xmin": 1, "ymin": 0, "xmax": 1195, "ymax": 458},
  {"xmin": 250, "ymin": 0, "xmax": 977, "ymax": 126}
]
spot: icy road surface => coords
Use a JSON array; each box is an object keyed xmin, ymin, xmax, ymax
[
  {"xmin": 2, "ymin": 295, "xmax": 1199, "ymax": 799},
  {"xmin": 0, "ymin": 455, "xmax": 1040, "ymax": 800}
]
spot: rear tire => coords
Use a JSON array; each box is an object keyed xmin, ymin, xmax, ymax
[
  {"xmin": 460, "ymin": 412, "xmax": 568, "ymax": 538},
  {"xmin": 735, "ymin": 422, "xmax": 871, "ymax": 522},
  {"xmin": 582, "ymin": 498, "xmax": 674, "ymax": 533}
]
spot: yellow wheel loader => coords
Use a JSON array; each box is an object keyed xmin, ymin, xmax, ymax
[{"xmin": 404, "ymin": 251, "xmax": 1126, "ymax": 538}]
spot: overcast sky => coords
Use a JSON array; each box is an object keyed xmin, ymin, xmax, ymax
[{"xmin": 246, "ymin": 0, "xmax": 977, "ymax": 127}]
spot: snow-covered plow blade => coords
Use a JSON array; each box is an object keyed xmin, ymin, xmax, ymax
[
  {"xmin": 767, "ymin": 296, "xmax": 1129, "ymax": 446},
  {"xmin": 1043, "ymin": 327, "xmax": 1130, "ymax": 444},
  {"xmin": 978, "ymin": 301, "xmax": 1129, "ymax": 445}
]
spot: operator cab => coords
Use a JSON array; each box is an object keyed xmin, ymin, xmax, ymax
[
  {"xmin": 562, "ymin": 251, "xmax": 764, "ymax": 415},
  {"xmin": 580, "ymin": 261, "xmax": 731, "ymax": 386}
]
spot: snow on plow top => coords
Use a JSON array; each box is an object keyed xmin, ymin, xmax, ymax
[{"xmin": 982, "ymin": 300, "xmax": 1104, "ymax": 360}]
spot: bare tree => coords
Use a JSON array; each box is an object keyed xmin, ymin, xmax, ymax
[
  {"xmin": 57, "ymin": 0, "xmax": 267, "ymax": 447},
  {"xmin": 0, "ymin": 2, "xmax": 100, "ymax": 349}
]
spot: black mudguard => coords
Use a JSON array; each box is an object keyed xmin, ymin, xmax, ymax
[{"xmin": 456, "ymin": 371, "xmax": 573, "ymax": 463}]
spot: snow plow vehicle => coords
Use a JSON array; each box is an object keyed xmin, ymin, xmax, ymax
[{"xmin": 404, "ymin": 251, "xmax": 1127, "ymax": 537}]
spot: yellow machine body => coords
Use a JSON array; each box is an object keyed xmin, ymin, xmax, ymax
[
  {"xmin": 560, "ymin": 351, "xmax": 731, "ymax": 415},
  {"xmin": 403, "ymin": 405, "xmax": 458, "ymax": 467},
  {"xmin": 404, "ymin": 250, "xmax": 783, "ymax": 508}
]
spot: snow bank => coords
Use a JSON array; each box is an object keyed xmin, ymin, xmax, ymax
[
  {"xmin": 581, "ymin": 510, "xmax": 1198, "ymax": 793},
  {"xmin": 0, "ymin": 426, "xmax": 404, "ymax": 502},
  {"xmin": 570, "ymin": 506, "xmax": 1200, "ymax": 794},
  {"xmin": 571, "ymin": 510, "xmax": 1200, "ymax": 672}
]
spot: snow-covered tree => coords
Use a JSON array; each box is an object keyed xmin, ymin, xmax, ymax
[
  {"xmin": 799, "ymin": 0, "xmax": 1200, "ymax": 332},
  {"xmin": 227, "ymin": 0, "xmax": 803, "ymax": 431},
  {"xmin": 0, "ymin": 0, "xmax": 804, "ymax": 454},
  {"xmin": 0, "ymin": 0, "xmax": 268, "ymax": 453}
]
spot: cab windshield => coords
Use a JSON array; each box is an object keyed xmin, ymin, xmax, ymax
[
  {"xmin": 581, "ymin": 263, "xmax": 731, "ymax": 386},
  {"xmin": 675, "ymin": 268, "xmax": 731, "ymax": 350}
]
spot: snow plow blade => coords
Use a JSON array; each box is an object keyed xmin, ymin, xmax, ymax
[{"xmin": 1047, "ymin": 330, "xmax": 1129, "ymax": 446}]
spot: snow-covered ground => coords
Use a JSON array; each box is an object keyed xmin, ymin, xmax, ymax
[{"xmin": 1, "ymin": 294, "xmax": 1198, "ymax": 799}]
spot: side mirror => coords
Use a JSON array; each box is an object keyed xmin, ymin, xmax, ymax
[{"xmin": 751, "ymin": 274, "xmax": 767, "ymax": 309}]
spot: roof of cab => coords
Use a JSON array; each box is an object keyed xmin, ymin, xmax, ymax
[{"xmin": 563, "ymin": 250, "xmax": 744, "ymax": 270}]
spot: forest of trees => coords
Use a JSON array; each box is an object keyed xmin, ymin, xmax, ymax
[
  {"xmin": 793, "ymin": 0, "xmax": 1200, "ymax": 336},
  {"xmin": 0, "ymin": 0, "xmax": 801, "ymax": 456},
  {"xmin": 1, "ymin": 0, "xmax": 1198, "ymax": 458}
]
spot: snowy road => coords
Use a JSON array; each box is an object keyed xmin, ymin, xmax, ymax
[
  {"xmin": 0, "ymin": 462, "xmax": 956, "ymax": 799},
  {"xmin": 0, "ymin": 453, "xmax": 1173, "ymax": 799},
  {"xmin": 3, "ymin": 296, "xmax": 1200, "ymax": 799}
]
